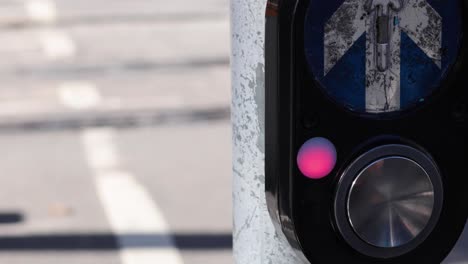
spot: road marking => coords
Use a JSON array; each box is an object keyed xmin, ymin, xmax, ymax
[
  {"xmin": 0, "ymin": 99, "xmax": 58, "ymax": 116},
  {"xmin": 38, "ymin": 29, "xmax": 76, "ymax": 59},
  {"xmin": 104, "ymin": 96, "xmax": 185, "ymax": 110},
  {"xmin": 58, "ymin": 82, "xmax": 102, "ymax": 110},
  {"xmin": 81, "ymin": 129, "xmax": 184, "ymax": 264},
  {"xmin": 27, "ymin": 0, "xmax": 75, "ymax": 60},
  {"xmin": 25, "ymin": 0, "xmax": 57, "ymax": 24}
]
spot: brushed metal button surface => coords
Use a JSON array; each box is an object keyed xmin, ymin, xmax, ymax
[{"xmin": 347, "ymin": 156, "xmax": 434, "ymax": 248}]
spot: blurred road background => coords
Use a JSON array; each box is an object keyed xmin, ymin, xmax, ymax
[{"xmin": 0, "ymin": 0, "xmax": 231, "ymax": 263}]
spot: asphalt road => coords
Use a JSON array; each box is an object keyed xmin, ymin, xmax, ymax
[{"xmin": 0, "ymin": 0, "xmax": 231, "ymax": 263}]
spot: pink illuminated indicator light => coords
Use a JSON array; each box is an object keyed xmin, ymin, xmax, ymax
[{"xmin": 297, "ymin": 137, "xmax": 337, "ymax": 179}]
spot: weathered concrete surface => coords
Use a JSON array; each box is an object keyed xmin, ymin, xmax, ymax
[{"xmin": 231, "ymin": 0, "xmax": 302, "ymax": 263}]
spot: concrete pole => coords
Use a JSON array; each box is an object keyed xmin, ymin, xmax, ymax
[{"xmin": 230, "ymin": 0, "xmax": 303, "ymax": 263}]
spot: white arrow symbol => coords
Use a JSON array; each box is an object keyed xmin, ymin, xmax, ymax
[{"xmin": 324, "ymin": 0, "xmax": 442, "ymax": 113}]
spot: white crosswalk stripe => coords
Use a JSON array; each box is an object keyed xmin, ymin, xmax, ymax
[
  {"xmin": 25, "ymin": 0, "xmax": 57, "ymax": 24},
  {"xmin": 81, "ymin": 129, "xmax": 184, "ymax": 264}
]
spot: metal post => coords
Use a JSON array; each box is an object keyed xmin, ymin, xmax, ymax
[
  {"xmin": 231, "ymin": 0, "xmax": 303, "ymax": 263},
  {"xmin": 231, "ymin": 0, "xmax": 468, "ymax": 263}
]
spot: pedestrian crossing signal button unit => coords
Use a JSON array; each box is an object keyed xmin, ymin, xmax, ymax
[{"xmin": 265, "ymin": 0, "xmax": 468, "ymax": 263}]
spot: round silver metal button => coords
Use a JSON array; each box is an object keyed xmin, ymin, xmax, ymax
[
  {"xmin": 347, "ymin": 156, "xmax": 435, "ymax": 248},
  {"xmin": 334, "ymin": 144, "xmax": 443, "ymax": 258}
]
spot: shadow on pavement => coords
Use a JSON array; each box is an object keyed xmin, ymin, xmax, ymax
[
  {"xmin": 0, "ymin": 212, "xmax": 23, "ymax": 224},
  {"xmin": 0, "ymin": 106, "xmax": 231, "ymax": 133},
  {"xmin": 0, "ymin": 233, "xmax": 232, "ymax": 251}
]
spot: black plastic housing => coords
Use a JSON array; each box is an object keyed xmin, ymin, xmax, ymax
[{"xmin": 265, "ymin": 0, "xmax": 468, "ymax": 263}]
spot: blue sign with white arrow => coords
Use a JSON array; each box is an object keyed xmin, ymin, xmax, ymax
[{"xmin": 304, "ymin": 0, "xmax": 462, "ymax": 113}]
